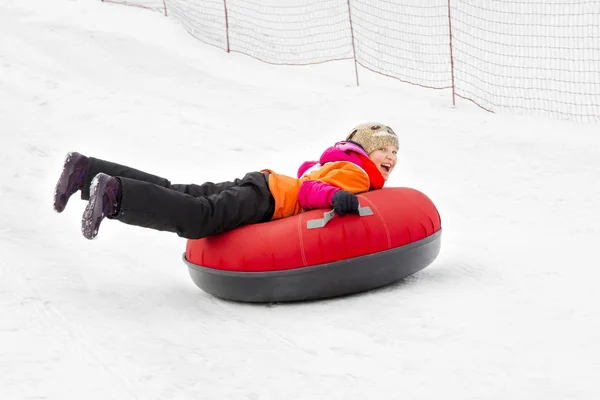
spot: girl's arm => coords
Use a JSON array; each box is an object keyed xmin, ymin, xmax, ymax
[
  {"xmin": 297, "ymin": 180, "xmax": 340, "ymax": 210},
  {"xmin": 298, "ymin": 163, "xmax": 371, "ymax": 211}
]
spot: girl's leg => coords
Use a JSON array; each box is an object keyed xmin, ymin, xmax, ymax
[
  {"xmin": 82, "ymin": 157, "xmax": 171, "ymax": 199},
  {"xmin": 170, "ymin": 180, "xmax": 244, "ymax": 198},
  {"xmin": 84, "ymin": 157, "xmax": 242, "ymax": 199},
  {"xmin": 55, "ymin": 152, "xmax": 246, "ymax": 213},
  {"xmin": 83, "ymin": 171, "xmax": 274, "ymax": 240}
]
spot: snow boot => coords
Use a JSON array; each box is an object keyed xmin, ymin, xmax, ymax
[
  {"xmin": 53, "ymin": 151, "xmax": 89, "ymax": 213},
  {"xmin": 81, "ymin": 173, "xmax": 121, "ymax": 240}
]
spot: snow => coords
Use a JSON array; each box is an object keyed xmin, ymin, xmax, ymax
[{"xmin": 1, "ymin": 0, "xmax": 599, "ymax": 399}]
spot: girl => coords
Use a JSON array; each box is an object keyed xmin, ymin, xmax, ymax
[{"xmin": 53, "ymin": 123, "xmax": 399, "ymax": 240}]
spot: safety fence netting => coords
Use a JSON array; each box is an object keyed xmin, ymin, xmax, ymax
[{"xmin": 101, "ymin": 0, "xmax": 600, "ymax": 122}]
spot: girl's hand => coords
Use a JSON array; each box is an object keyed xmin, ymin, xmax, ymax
[{"xmin": 331, "ymin": 191, "xmax": 359, "ymax": 216}]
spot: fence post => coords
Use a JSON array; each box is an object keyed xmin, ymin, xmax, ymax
[
  {"xmin": 345, "ymin": 0, "xmax": 359, "ymax": 86},
  {"xmin": 447, "ymin": 0, "xmax": 456, "ymax": 106},
  {"xmin": 162, "ymin": 0, "xmax": 168, "ymax": 16},
  {"xmin": 223, "ymin": 0, "xmax": 231, "ymax": 53}
]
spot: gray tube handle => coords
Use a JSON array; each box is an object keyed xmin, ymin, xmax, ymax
[{"xmin": 306, "ymin": 206, "xmax": 373, "ymax": 229}]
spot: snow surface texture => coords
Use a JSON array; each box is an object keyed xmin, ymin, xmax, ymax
[{"xmin": 1, "ymin": 0, "xmax": 599, "ymax": 399}]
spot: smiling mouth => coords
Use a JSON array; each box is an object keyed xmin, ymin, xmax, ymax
[{"xmin": 381, "ymin": 163, "xmax": 392, "ymax": 173}]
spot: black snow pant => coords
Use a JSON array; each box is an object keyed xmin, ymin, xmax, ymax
[{"xmin": 81, "ymin": 157, "xmax": 275, "ymax": 239}]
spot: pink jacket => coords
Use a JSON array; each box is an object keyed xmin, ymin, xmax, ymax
[{"xmin": 296, "ymin": 141, "xmax": 371, "ymax": 210}]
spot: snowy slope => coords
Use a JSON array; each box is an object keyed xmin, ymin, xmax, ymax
[{"xmin": 1, "ymin": 1, "xmax": 599, "ymax": 399}]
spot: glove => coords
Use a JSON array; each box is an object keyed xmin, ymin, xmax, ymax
[{"xmin": 331, "ymin": 190, "xmax": 359, "ymax": 216}]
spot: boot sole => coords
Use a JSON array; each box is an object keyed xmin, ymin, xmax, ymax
[
  {"xmin": 53, "ymin": 152, "xmax": 75, "ymax": 213},
  {"xmin": 81, "ymin": 174, "xmax": 109, "ymax": 240}
]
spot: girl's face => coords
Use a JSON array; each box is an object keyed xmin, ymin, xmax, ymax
[{"xmin": 369, "ymin": 145, "xmax": 398, "ymax": 180}]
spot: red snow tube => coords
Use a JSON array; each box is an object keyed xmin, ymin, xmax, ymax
[{"xmin": 184, "ymin": 187, "xmax": 442, "ymax": 302}]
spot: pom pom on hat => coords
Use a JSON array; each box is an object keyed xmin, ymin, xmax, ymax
[{"xmin": 346, "ymin": 123, "xmax": 399, "ymax": 155}]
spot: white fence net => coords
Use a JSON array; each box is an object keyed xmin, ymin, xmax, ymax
[
  {"xmin": 102, "ymin": 0, "xmax": 600, "ymax": 122},
  {"xmin": 351, "ymin": 0, "xmax": 452, "ymax": 90},
  {"xmin": 451, "ymin": 0, "xmax": 600, "ymax": 121},
  {"xmin": 226, "ymin": 0, "xmax": 353, "ymax": 64}
]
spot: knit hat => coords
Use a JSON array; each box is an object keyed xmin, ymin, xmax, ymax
[{"xmin": 345, "ymin": 123, "xmax": 399, "ymax": 155}]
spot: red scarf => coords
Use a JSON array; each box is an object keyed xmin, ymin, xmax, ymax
[{"xmin": 356, "ymin": 154, "xmax": 385, "ymax": 190}]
